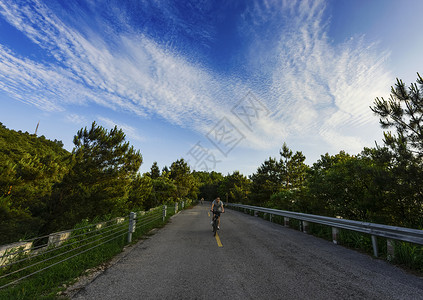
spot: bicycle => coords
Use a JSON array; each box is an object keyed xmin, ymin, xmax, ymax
[{"xmin": 211, "ymin": 210, "xmax": 222, "ymax": 236}]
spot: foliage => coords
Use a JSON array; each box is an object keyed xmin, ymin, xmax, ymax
[
  {"xmin": 249, "ymin": 143, "xmax": 309, "ymax": 205},
  {"xmin": 249, "ymin": 157, "xmax": 283, "ymax": 205},
  {"xmin": 393, "ymin": 242, "xmax": 423, "ymax": 272},
  {"xmin": 280, "ymin": 142, "xmax": 308, "ymax": 189},
  {"xmin": 148, "ymin": 173, "xmax": 177, "ymax": 207},
  {"xmin": 126, "ymin": 173, "xmax": 153, "ymax": 211},
  {"xmin": 0, "ymin": 123, "xmax": 69, "ymax": 243},
  {"xmin": 149, "ymin": 161, "xmax": 161, "ymax": 179},
  {"xmin": 169, "ymin": 158, "xmax": 199, "ymax": 200},
  {"xmin": 371, "ymin": 73, "xmax": 423, "ymax": 157},
  {"xmin": 46, "ymin": 122, "xmax": 143, "ymax": 232},
  {"xmin": 217, "ymin": 171, "xmax": 251, "ymax": 203},
  {"xmin": 193, "ymin": 171, "xmax": 224, "ymax": 201},
  {"xmin": 370, "ymin": 73, "xmax": 423, "ymax": 228}
]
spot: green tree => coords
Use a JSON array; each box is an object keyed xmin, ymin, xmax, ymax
[
  {"xmin": 279, "ymin": 143, "xmax": 308, "ymax": 190},
  {"xmin": 249, "ymin": 143, "xmax": 309, "ymax": 206},
  {"xmin": 371, "ymin": 73, "xmax": 423, "ymax": 157},
  {"xmin": 127, "ymin": 173, "xmax": 153, "ymax": 211},
  {"xmin": 269, "ymin": 189, "xmax": 296, "ymax": 211},
  {"xmin": 193, "ymin": 171, "xmax": 224, "ymax": 201},
  {"xmin": 0, "ymin": 195, "xmax": 36, "ymax": 244},
  {"xmin": 149, "ymin": 162, "xmax": 161, "ymax": 179},
  {"xmin": 371, "ymin": 73, "xmax": 423, "ymax": 228},
  {"xmin": 279, "ymin": 142, "xmax": 293, "ymax": 188},
  {"xmin": 47, "ymin": 122, "xmax": 143, "ymax": 230},
  {"xmin": 306, "ymin": 150, "xmax": 396, "ymax": 222},
  {"xmin": 218, "ymin": 171, "xmax": 251, "ymax": 203},
  {"xmin": 307, "ymin": 152, "xmax": 352, "ymax": 217},
  {"xmin": 249, "ymin": 157, "xmax": 283, "ymax": 205},
  {"xmin": 162, "ymin": 166, "xmax": 170, "ymax": 174},
  {"xmin": 169, "ymin": 158, "xmax": 199, "ymax": 200},
  {"xmin": 265, "ymin": 144, "xmax": 309, "ymax": 211},
  {"xmin": 147, "ymin": 172, "xmax": 177, "ymax": 207},
  {"xmin": 0, "ymin": 123, "xmax": 69, "ymax": 243}
]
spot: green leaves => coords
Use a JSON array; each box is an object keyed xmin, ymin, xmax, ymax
[
  {"xmin": 0, "ymin": 124, "xmax": 68, "ymax": 243},
  {"xmin": 149, "ymin": 162, "xmax": 161, "ymax": 179},
  {"xmin": 371, "ymin": 73, "xmax": 423, "ymax": 157},
  {"xmin": 370, "ymin": 73, "xmax": 423, "ymax": 228},
  {"xmin": 48, "ymin": 122, "xmax": 143, "ymax": 231},
  {"xmin": 217, "ymin": 171, "xmax": 251, "ymax": 203},
  {"xmin": 169, "ymin": 158, "xmax": 198, "ymax": 200},
  {"xmin": 249, "ymin": 143, "xmax": 309, "ymax": 205}
]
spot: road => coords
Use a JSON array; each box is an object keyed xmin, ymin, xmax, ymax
[{"xmin": 72, "ymin": 203, "xmax": 423, "ymax": 299}]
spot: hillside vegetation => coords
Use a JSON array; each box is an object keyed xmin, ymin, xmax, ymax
[{"xmin": 1, "ymin": 74, "xmax": 422, "ymax": 246}]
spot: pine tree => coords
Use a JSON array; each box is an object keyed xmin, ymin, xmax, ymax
[
  {"xmin": 370, "ymin": 73, "xmax": 423, "ymax": 228},
  {"xmin": 371, "ymin": 73, "xmax": 423, "ymax": 157},
  {"xmin": 249, "ymin": 157, "xmax": 282, "ymax": 204},
  {"xmin": 48, "ymin": 122, "xmax": 143, "ymax": 230},
  {"xmin": 169, "ymin": 158, "xmax": 198, "ymax": 200},
  {"xmin": 150, "ymin": 161, "xmax": 161, "ymax": 179}
]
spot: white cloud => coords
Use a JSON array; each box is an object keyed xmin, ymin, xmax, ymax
[
  {"xmin": 66, "ymin": 114, "xmax": 86, "ymax": 125},
  {"xmin": 0, "ymin": 0, "xmax": 230, "ymax": 124},
  {"xmin": 256, "ymin": 0, "xmax": 392, "ymax": 153},
  {"xmin": 97, "ymin": 116, "xmax": 144, "ymax": 142},
  {"xmin": 0, "ymin": 0, "xmax": 393, "ymax": 157}
]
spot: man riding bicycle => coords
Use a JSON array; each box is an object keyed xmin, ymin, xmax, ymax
[{"xmin": 211, "ymin": 197, "xmax": 224, "ymax": 229}]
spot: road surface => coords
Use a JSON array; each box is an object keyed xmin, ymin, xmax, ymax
[{"xmin": 72, "ymin": 203, "xmax": 423, "ymax": 299}]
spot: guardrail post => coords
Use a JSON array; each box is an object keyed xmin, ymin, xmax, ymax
[
  {"xmin": 254, "ymin": 210, "xmax": 258, "ymax": 217},
  {"xmin": 175, "ymin": 202, "xmax": 178, "ymax": 213},
  {"xmin": 332, "ymin": 227, "xmax": 339, "ymax": 244},
  {"xmin": 128, "ymin": 212, "xmax": 136, "ymax": 243},
  {"xmin": 302, "ymin": 221, "xmax": 309, "ymax": 233},
  {"xmin": 284, "ymin": 217, "xmax": 290, "ymax": 227},
  {"xmin": 163, "ymin": 205, "xmax": 167, "ymax": 222},
  {"xmin": 270, "ymin": 214, "xmax": 273, "ymax": 223},
  {"xmin": 371, "ymin": 235, "xmax": 378, "ymax": 257},
  {"xmin": 387, "ymin": 239, "xmax": 395, "ymax": 261}
]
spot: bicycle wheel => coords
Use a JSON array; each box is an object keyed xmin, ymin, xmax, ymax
[{"xmin": 212, "ymin": 218, "xmax": 217, "ymax": 236}]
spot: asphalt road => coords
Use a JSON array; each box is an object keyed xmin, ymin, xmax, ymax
[{"xmin": 72, "ymin": 203, "xmax": 423, "ymax": 300}]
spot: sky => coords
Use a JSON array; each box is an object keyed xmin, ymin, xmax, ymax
[{"xmin": 0, "ymin": 0, "xmax": 422, "ymax": 177}]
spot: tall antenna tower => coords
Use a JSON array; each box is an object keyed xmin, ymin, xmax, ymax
[{"xmin": 34, "ymin": 121, "xmax": 40, "ymax": 135}]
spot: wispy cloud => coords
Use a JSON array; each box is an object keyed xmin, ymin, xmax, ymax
[
  {"xmin": 0, "ymin": 0, "xmax": 230, "ymax": 124},
  {"xmin": 240, "ymin": 0, "xmax": 392, "ymax": 152},
  {"xmin": 66, "ymin": 114, "xmax": 87, "ymax": 125},
  {"xmin": 0, "ymin": 0, "xmax": 392, "ymax": 157},
  {"xmin": 97, "ymin": 116, "xmax": 144, "ymax": 142}
]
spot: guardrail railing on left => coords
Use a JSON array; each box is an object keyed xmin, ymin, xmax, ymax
[
  {"xmin": 226, "ymin": 203, "xmax": 423, "ymax": 259},
  {"xmin": 0, "ymin": 200, "xmax": 191, "ymax": 291}
]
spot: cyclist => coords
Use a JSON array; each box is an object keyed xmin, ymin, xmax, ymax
[{"xmin": 210, "ymin": 197, "xmax": 224, "ymax": 229}]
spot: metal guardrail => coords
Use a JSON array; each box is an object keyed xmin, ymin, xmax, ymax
[
  {"xmin": 0, "ymin": 200, "xmax": 191, "ymax": 291},
  {"xmin": 226, "ymin": 203, "xmax": 423, "ymax": 258}
]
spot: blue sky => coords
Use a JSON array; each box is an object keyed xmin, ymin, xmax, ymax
[{"xmin": 1, "ymin": 0, "xmax": 422, "ymax": 176}]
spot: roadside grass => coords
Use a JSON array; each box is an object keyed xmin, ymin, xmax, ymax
[
  {"xmin": 0, "ymin": 200, "xmax": 194, "ymax": 300},
  {"xmin": 337, "ymin": 229, "xmax": 387, "ymax": 257},
  {"xmin": 307, "ymin": 223, "xmax": 332, "ymax": 241},
  {"xmin": 0, "ymin": 233, "xmax": 126, "ymax": 300},
  {"xmin": 392, "ymin": 241, "xmax": 423, "ymax": 273}
]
